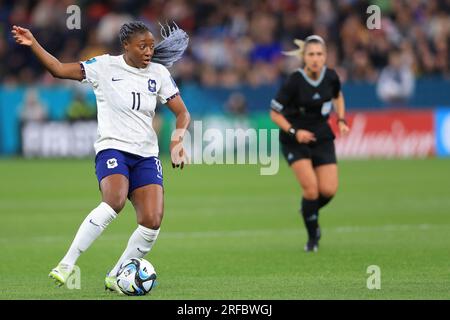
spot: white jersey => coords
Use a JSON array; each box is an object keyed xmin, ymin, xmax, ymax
[{"xmin": 81, "ymin": 54, "xmax": 179, "ymax": 157}]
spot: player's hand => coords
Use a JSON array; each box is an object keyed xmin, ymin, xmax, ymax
[
  {"xmin": 170, "ymin": 140, "xmax": 189, "ymax": 169},
  {"xmin": 338, "ymin": 121, "xmax": 350, "ymax": 136},
  {"xmin": 296, "ymin": 129, "xmax": 316, "ymax": 144},
  {"xmin": 11, "ymin": 25, "xmax": 35, "ymax": 46}
]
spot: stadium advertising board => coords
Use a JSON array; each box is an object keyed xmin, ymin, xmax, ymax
[
  {"xmin": 21, "ymin": 121, "xmax": 97, "ymax": 157},
  {"xmin": 20, "ymin": 110, "xmax": 441, "ymax": 159},
  {"xmin": 435, "ymin": 108, "xmax": 450, "ymax": 157},
  {"xmin": 330, "ymin": 110, "xmax": 435, "ymax": 158}
]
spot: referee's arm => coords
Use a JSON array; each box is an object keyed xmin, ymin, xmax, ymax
[
  {"xmin": 270, "ymin": 109, "xmax": 292, "ymax": 134},
  {"xmin": 332, "ymin": 91, "xmax": 346, "ymax": 121},
  {"xmin": 270, "ymin": 107, "xmax": 316, "ymax": 143},
  {"xmin": 332, "ymin": 91, "xmax": 350, "ymax": 136},
  {"xmin": 270, "ymin": 72, "xmax": 299, "ymax": 135}
]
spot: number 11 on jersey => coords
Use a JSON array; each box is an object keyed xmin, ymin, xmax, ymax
[{"xmin": 131, "ymin": 92, "xmax": 141, "ymax": 110}]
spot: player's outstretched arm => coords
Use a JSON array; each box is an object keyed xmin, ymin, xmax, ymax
[
  {"xmin": 11, "ymin": 25, "xmax": 83, "ymax": 81},
  {"xmin": 166, "ymin": 95, "xmax": 191, "ymax": 169}
]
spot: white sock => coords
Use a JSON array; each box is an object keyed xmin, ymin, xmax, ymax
[
  {"xmin": 109, "ymin": 225, "xmax": 160, "ymax": 277},
  {"xmin": 60, "ymin": 202, "xmax": 117, "ymax": 267}
]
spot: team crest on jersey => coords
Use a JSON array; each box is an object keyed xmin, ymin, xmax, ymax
[
  {"xmin": 148, "ymin": 79, "xmax": 157, "ymax": 93},
  {"xmin": 106, "ymin": 158, "xmax": 118, "ymax": 169},
  {"xmin": 321, "ymin": 101, "xmax": 333, "ymax": 116}
]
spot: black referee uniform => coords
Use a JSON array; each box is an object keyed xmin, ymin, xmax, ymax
[{"xmin": 271, "ymin": 67, "xmax": 341, "ymax": 166}]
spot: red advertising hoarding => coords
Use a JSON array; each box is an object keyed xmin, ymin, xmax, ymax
[{"xmin": 329, "ymin": 110, "xmax": 435, "ymax": 158}]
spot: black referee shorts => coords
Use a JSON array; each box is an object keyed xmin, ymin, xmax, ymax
[{"xmin": 281, "ymin": 139, "xmax": 337, "ymax": 167}]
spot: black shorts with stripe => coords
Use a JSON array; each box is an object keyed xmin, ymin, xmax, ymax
[{"xmin": 281, "ymin": 139, "xmax": 337, "ymax": 167}]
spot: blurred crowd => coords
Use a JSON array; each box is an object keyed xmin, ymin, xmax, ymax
[{"xmin": 1, "ymin": 0, "xmax": 449, "ymax": 89}]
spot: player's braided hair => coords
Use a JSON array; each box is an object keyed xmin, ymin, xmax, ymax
[
  {"xmin": 119, "ymin": 21, "xmax": 149, "ymax": 45},
  {"xmin": 119, "ymin": 21, "xmax": 189, "ymax": 67}
]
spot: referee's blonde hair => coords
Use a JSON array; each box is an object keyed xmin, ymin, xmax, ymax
[{"xmin": 282, "ymin": 35, "xmax": 326, "ymax": 60}]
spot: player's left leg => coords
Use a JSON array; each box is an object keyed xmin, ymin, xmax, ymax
[
  {"xmin": 108, "ymin": 184, "xmax": 163, "ymax": 278},
  {"xmin": 315, "ymin": 163, "xmax": 339, "ymax": 209},
  {"xmin": 105, "ymin": 156, "xmax": 163, "ymax": 293},
  {"xmin": 307, "ymin": 164, "xmax": 337, "ymax": 246},
  {"xmin": 312, "ymin": 139, "xmax": 338, "ymax": 210}
]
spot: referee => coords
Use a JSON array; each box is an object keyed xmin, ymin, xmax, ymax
[{"xmin": 270, "ymin": 35, "xmax": 350, "ymax": 252}]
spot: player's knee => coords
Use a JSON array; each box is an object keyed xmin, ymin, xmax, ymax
[
  {"xmin": 105, "ymin": 196, "xmax": 127, "ymax": 214},
  {"xmin": 138, "ymin": 210, "xmax": 163, "ymax": 229},
  {"xmin": 139, "ymin": 219, "xmax": 161, "ymax": 230},
  {"xmin": 302, "ymin": 185, "xmax": 319, "ymax": 199},
  {"xmin": 320, "ymin": 185, "xmax": 338, "ymax": 198}
]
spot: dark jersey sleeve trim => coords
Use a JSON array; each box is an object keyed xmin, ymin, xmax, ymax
[
  {"xmin": 79, "ymin": 62, "xmax": 86, "ymax": 81},
  {"xmin": 166, "ymin": 92, "xmax": 180, "ymax": 102}
]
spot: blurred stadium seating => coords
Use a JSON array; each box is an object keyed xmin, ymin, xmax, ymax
[{"xmin": 1, "ymin": 0, "xmax": 449, "ymax": 156}]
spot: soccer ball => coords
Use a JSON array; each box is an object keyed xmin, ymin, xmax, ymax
[{"xmin": 116, "ymin": 258, "xmax": 157, "ymax": 296}]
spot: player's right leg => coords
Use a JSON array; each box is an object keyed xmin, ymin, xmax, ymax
[
  {"xmin": 290, "ymin": 159, "xmax": 321, "ymax": 252},
  {"xmin": 49, "ymin": 197, "xmax": 123, "ymax": 286},
  {"xmin": 49, "ymin": 150, "xmax": 129, "ymax": 286}
]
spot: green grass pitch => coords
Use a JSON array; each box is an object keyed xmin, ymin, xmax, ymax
[{"xmin": 0, "ymin": 157, "xmax": 449, "ymax": 299}]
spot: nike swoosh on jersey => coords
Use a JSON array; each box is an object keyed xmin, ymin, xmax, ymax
[{"xmin": 111, "ymin": 77, "xmax": 123, "ymax": 81}]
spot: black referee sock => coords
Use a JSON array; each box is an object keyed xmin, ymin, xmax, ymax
[
  {"xmin": 301, "ymin": 198, "xmax": 320, "ymax": 240},
  {"xmin": 318, "ymin": 194, "xmax": 333, "ymax": 209}
]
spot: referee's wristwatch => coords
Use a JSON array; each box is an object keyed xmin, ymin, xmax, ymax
[
  {"xmin": 287, "ymin": 127, "xmax": 297, "ymax": 138},
  {"xmin": 337, "ymin": 118, "xmax": 347, "ymax": 125}
]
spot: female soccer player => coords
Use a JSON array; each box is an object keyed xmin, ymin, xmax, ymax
[
  {"xmin": 270, "ymin": 35, "xmax": 350, "ymax": 252},
  {"xmin": 12, "ymin": 22, "xmax": 190, "ymax": 293}
]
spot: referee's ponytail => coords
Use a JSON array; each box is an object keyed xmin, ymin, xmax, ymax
[
  {"xmin": 119, "ymin": 21, "xmax": 189, "ymax": 67},
  {"xmin": 282, "ymin": 35, "xmax": 326, "ymax": 61}
]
